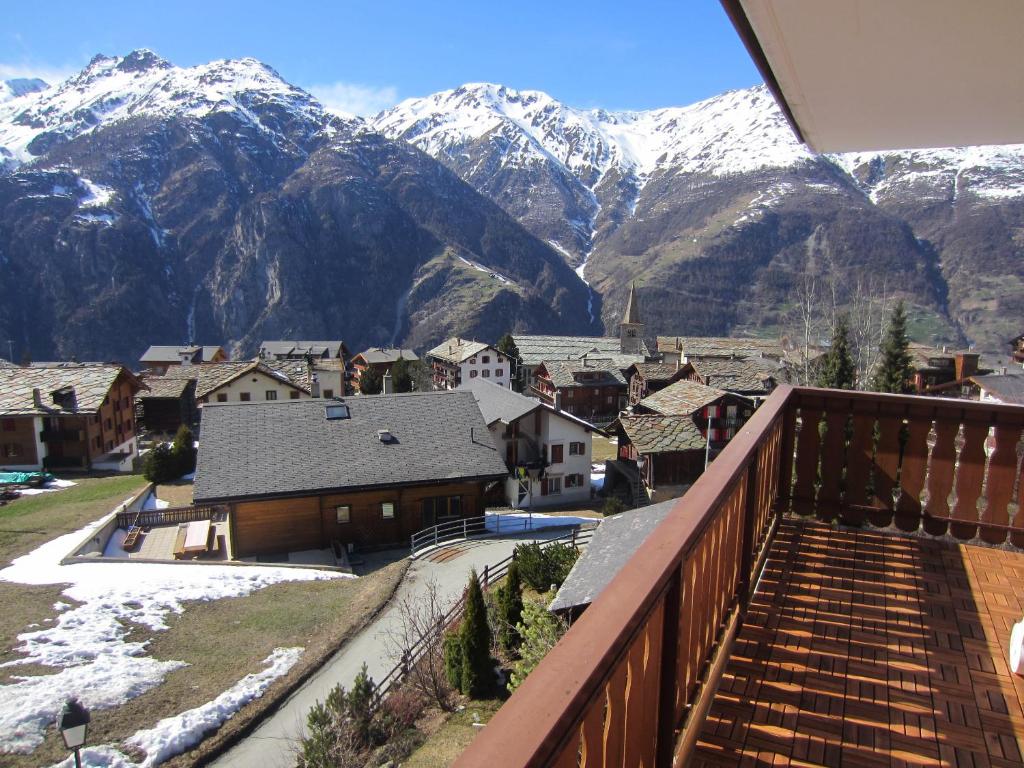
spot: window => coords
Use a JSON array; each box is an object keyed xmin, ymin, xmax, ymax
[
  {"xmin": 290, "ymin": 391, "xmax": 301, "ymax": 400},
  {"xmin": 381, "ymin": 502, "xmax": 395, "ymax": 519},
  {"xmin": 482, "ymin": 370, "xmax": 490, "ymax": 378},
  {"xmin": 125, "ymin": 419, "xmax": 132, "ymax": 431},
  {"xmin": 495, "ymin": 369, "xmax": 503, "ymax": 377},
  {"xmin": 422, "ymin": 495, "xmax": 462, "ymax": 522},
  {"xmin": 217, "ymin": 393, "xmax": 228, "ymax": 403},
  {"xmin": 565, "ymin": 473, "xmax": 584, "ymax": 488},
  {"xmin": 470, "ymin": 370, "xmax": 478, "ymax": 378},
  {"xmin": 483, "ymin": 355, "xmax": 490, "ymax": 363},
  {"xmin": 325, "ymin": 404, "xmax": 350, "ymax": 420},
  {"xmin": 336, "ymin": 505, "xmax": 351, "ymax": 524},
  {"xmin": 569, "ymin": 441, "xmax": 585, "ymax": 455},
  {"xmin": 548, "ymin": 476, "xmax": 562, "ymax": 495},
  {"xmin": 550, "ymin": 444, "xmax": 564, "ymax": 464},
  {"xmin": 727, "ymin": 405, "xmax": 737, "ymax": 419},
  {"xmin": 497, "ymin": 355, "xmax": 504, "ymax": 362},
  {"xmin": 593, "ymin": 388, "xmax": 600, "ymax": 396},
  {"xmin": 323, "ymin": 389, "xmax": 334, "ymax": 398},
  {"xmin": 265, "ymin": 391, "xmax": 278, "ymax": 401},
  {"xmin": 106, "ymin": 440, "xmax": 113, "ymax": 451},
  {"xmin": 240, "ymin": 392, "xmax": 251, "ymax": 402},
  {"xmin": 1, "ymin": 419, "xmax": 13, "ymax": 432}
]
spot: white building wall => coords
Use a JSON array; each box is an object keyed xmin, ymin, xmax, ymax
[
  {"xmin": 535, "ymin": 409, "xmax": 592, "ymax": 507},
  {"xmin": 201, "ymin": 372, "xmax": 312, "ymax": 404},
  {"xmin": 94, "ymin": 434, "xmax": 139, "ymax": 473},
  {"xmin": 459, "ymin": 348, "xmax": 511, "ymax": 389}
]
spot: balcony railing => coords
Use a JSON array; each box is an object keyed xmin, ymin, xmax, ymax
[
  {"xmin": 455, "ymin": 385, "xmax": 1024, "ymax": 766},
  {"xmin": 39, "ymin": 429, "xmax": 85, "ymax": 442}
]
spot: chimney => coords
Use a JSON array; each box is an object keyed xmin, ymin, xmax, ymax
[
  {"xmin": 383, "ymin": 371, "xmax": 393, "ymax": 395},
  {"xmin": 179, "ymin": 348, "xmax": 193, "ymax": 366},
  {"xmin": 377, "ymin": 429, "xmax": 393, "ymax": 443},
  {"xmin": 1002, "ymin": 367, "xmax": 1008, "ymax": 375},
  {"xmin": 310, "ymin": 372, "xmax": 321, "ymax": 398},
  {"xmin": 554, "ymin": 391, "xmax": 562, "ymax": 411},
  {"xmin": 32, "ymin": 387, "xmax": 42, "ymax": 408},
  {"xmin": 675, "ymin": 359, "xmax": 680, "ymax": 372}
]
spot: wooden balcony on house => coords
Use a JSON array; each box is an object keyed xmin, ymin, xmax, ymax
[{"xmin": 455, "ymin": 385, "xmax": 1024, "ymax": 767}]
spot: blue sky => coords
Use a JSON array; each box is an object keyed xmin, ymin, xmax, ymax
[{"xmin": 1, "ymin": 1, "xmax": 762, "ymax": 114}]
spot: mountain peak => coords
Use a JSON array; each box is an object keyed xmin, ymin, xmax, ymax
[{"xmin": 116, "ymin": 48, "xmax": 172, "ymax": 74}]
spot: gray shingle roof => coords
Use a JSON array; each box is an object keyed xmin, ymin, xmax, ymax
[
  {"xmin": 636, "ymin": 379, "xmax": 727, "ymax": 416},
  {"xmin": 549, "ymin": 499, "xmax": 676, "ymax": 613},
  {"xmin": 656, "ymin": 336, "xmax": 785, "ymax": 358},
  {"xmin": 971, "ymin": 373, "xmax": 1024, "ymax": 405},
  {"xmin": 537, "ymin": 360, "xmax": 628, "ymax": 389},
  {"xmin": 193, "ymin": 391, "xmax": 508, "ymax": 502},
  {"xmin": 0, "ymin": 365, "xmax": 140, "ymax": 415},
  {"xmin": 260, "ymin": 340, "xmax": 346, "ymax": 359},
  {"xmin": 689, "ymin": 358, "xmax": 777, "ymax": 395},
  {"xmin": 626, "ymin": 363, "xmax": 683, "ymax": 383},
  {"xmin": 459, "ymin": 378, "xmax": 539, "ymax": 426},
  {"xmin": 138, "ymin": 375, "xmax": 193, "ymax": 399},
  {"xmin": 139, "ymin": 345, "xmax": 224, "ymax": 363},
  {"xmin": 158, "ymin": 361, "xmax": 309, "ymax": 399},
  {"xmin": 512, "ymin": 335, "xmax": 650, "ymax": 366},
  {"xmin": 354, "ymin": 348, "xmax": 419, "ymax": 365},
  {"xmin": 618, "ymin": 415, "xmax": 706, "ymax": 454},
  {"xmin": 427, "ymin": 338, "xmax": 495, "ymax": 364}
]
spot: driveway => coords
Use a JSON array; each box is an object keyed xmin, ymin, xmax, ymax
[{"xmin": 209, "ymin": 529, "xmax": 570, "ymax": 768}]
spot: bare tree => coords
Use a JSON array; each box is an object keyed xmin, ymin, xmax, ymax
[{"xmin": 383, "ymin": 578, "xmax": 456, "ymax": 712}]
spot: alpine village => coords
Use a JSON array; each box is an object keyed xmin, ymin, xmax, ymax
[{"xmin": 2, "ymin": 4, "xmax": 1024, "ymax": 768}]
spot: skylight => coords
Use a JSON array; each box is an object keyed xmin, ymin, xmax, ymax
[{"xmin": 325, "ymin": 403, "xmax": 350, "ymax": 420}]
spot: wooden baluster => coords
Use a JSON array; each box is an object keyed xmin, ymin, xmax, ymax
[
  {"xmin": 843, "ymin": 408, "xmax": 876, "ymax": 525},
  {"xmin": 792, "ymin": 406, "xmax": 822, "ymax": 517},
  {"xmin": 580, "ymin": 690, "xmax": 607, "ymax": 767},
  {"xmin": 981, "ymin": 416, "xmax": 1024, "ymax": 545},
  {"xmin": 818, "ymin": 405, "xmax": 849, "ymax": 523},
  {"xmin": 777, "ymin": 406, "xmax": 796, "ymax": 517},
  {"xmin": 924, "ymin": 416, "xmax": 959, "ymax": 537},
  {"xmin": 641, "ymin": 602, "xmax": 664, "ymax": 768},
  {"xmin": 1012, "ymin": 437, "xmax": 1024, "ymax": 549},
  {"xmin": 603, "ymin": 658, "xmax": 629, "ymax": 767},
  {"xmin": 675, "ymin": 556, "xmax": 697, "ymax": 720},
  {"xmin": 871, "ymin": 405, "xmax": 903, "ymax": 527},
  {"xmin": 896, "ymin": 403, "xmax": 932, "ymax": 532},
  {"xmin": 623, "ymin": 630, "xmax": 647, "ymax": 767},
  {"xmin": 552, "ymin": 723, "xmax": 582, "ymax": 768},
  {"xmin": 951, "ymin": 415, "xmax": 989, "ymax": 540}
]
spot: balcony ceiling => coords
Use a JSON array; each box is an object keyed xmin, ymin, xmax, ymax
[{"xmin": 726, "ymin": 0, "xmax": 1024, "ymax": 152}]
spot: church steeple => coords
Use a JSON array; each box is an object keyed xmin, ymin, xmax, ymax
[{"xmin": 619, "ymin": 282, "xmax": 644, "ymax": 354}]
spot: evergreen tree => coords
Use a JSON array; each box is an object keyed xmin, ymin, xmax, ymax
[
  {"xmin": 459, "ymin": 569, "xmax": 493, "ymax": 698},
  {"xmin": 507, "ymin": 601, "xmax": 568, "ymax": 693},
  {"xmin": 872, "ymin": 300, "xmax": 915, "ymax": 394},
  {"xmin": 143, "ymin": 443, "xmax": 177, "ymax": 484},
  {"xmin": 391, "ymin": 356, "xmax": 414, "ymax": 393},
  {"xmin": 442, "ymin": 631, "xmax": 463, "ymax": 690},
  {"xmin": 359, "ymin": 366, "xmax": 383, "ymax": 395},
  {"xmin": 170, "ymin": 424, "xmax": 197, "ymax": 476},
  {"xmin": 817, "ymin": 314, "xmax": 856, "ymax": 390},
  {"xmin": 496, "ymin": 560, "xmax": 525, "ymax": 654}
]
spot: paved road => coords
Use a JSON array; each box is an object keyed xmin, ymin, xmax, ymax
[{"xmin": 210, "ymin": 530, "xmax": 569, "ymax": 768}]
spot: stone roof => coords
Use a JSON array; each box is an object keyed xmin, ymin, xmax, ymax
[
  {"xmin": 536, "ymin": 360, "xmax": 628, "ymax": 389},
  {"xmin": 427, "ymin": 338, "xmax": 495, "ymax": 365},
  {"xmin": 459, "ymin": 378, "xmax": 539, "ymax": 426},
  {"xmin": 512, "ymin": 334, "xmax": 650, "ymax": 366},
  {"xmin": 259, "ymin": 340, "xmax": 347, "ymax": 359},
  {"xmin": 689, "ymin": 358, "xmax": 778, "ymax": 395},
  {"xmin": 354, "ymin": 348, "xmax": 419, "ymax": 365},
  {"xmin": 618, "ymin": 415, "xmax": 706, "ymax": 454},
  {"xmin": 193, "ymin": 391, "xmax": 508, "ymax": 502},
  {"xmin": 158, "ymin": 361, "xmax": 309, "ymax": 399},
  {"xmin": 0, "ymin": 364, "xmax": 141, "ymax": 416},
  {"xmin": 971, "ymin": 373, "xmax": 1024, "ymax": 405},
  {"xmin": 656, "ymin": 336, "xmax": 785, "ymax": 359},
  {"xmin": 139, "ymin": 345, "xmax": 224, "ymax": 364},
  {"xmin": 549, "ymin": 499, "xmax": 676, "ymax": 613},
  {"xmin": 138, "ymin": 375, "xmax": 193, "ymax": 399},
  {"xmin": 627, "ymin": 363, "xmax": 683, "ymax": 383},
  {"xmin": 908, "ymin": 343, "xmax": 974, "ymax": 370},
  {"xmin": 636, "ymin": 379, "xmax": 728, "ymax": 416}
]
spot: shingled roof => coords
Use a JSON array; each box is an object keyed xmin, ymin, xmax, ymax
[
  {"xmin": 158, "ymin": 361, "xmax": 309, "ymax": 399},
  {"xmin": 618, "ymin": 415, "xmax": 706, "ymax": 454},
  {"xmin": 460, "ymin": 378, "xmax": 540, "ymax": 426},
  {"xmin": 689, "ymin": 358, "xmax": 777, "ymax": 395},
  {"xmin": 626, "ymin": 363, "xmax": 684, "ymax": 383},
  {"xmin": 0, "ymin": 364, "xmax": 142, "ymax": 416},
  {"xmin": 427, "ymin": 338, "xmax": 495, "ymax": 364},
  {"xmin": 259, "ymin": 340, "xmax": 347, "ymax": 359},
  {"xmin": 139, "ymin": 345, "xmax": 224, "ymax": 364},
  {"xmin": 512, "ymin": 335, "xmax": 650, "ymax": 366},
  {"xmin": 354, "ymin": 348, "xmax": 419, "ymax": 365},
  {"xmin": 194, "ymin": 391, "xmax": 507, "ymax": 502},
  {"xmin": 656, "ymin": 336, "xmax": 784, "ymax": 359},
  {"xmin": 971, "ymin": 373, "xmax": 1024, "ymax": 405},
  {"xmin": 138, "ymin": 375, "xmax": 193, "ymax": 399},
  {"xmin": 536, "ymin": 360, "xmax": 628, "ymax": 389},
  {"xmin": 636, "ymin": 379, "xmax": 728, "ymax": 416}
]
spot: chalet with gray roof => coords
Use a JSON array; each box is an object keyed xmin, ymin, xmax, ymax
[
  {"xmin": 158, "ymin": 360, "xmax": 312, "ymax": 406},
  {"xmin": 625, "ymin": 362, "xmax": 688, "ymax": 405},
  {"xmin": 532, "ymin": 359, "xmax": 629, "ymax": 426},
  {"xmin": 351, "ymin": 348, "xmax": 419, "ymax": 393},
  {"xmin": 684, "ymin": 357, "xmax": 778, "ymax": 400},
  {"xmin": 139, "ymin": 345, "xmax": 227, "ymax": 374},
  {"xmin": 193, "ymin": 391, "xmax": 507, "ymax": 555},
  {"xmin": 0, "ymin": 364, "xmax": 144, "ymax": 472},
  {"xmin": 427, "ymin": 337, "xmax": 510, "ymax": 390},
  {"xmin": 461, "ymin": 378, "xmax": 600, "ymax": 509},
  {"xmin": 969, "ymin": 372, "xmax": 1024, "ymax": 406}
]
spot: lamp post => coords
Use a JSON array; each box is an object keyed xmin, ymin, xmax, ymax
[{"xmin": 58, "ymin": 699, "xmax": 90, "ymax": 768}]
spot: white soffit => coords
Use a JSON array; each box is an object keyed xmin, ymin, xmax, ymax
[{"xmin": 738, "ymin": 0, "xmax": 1024, "ymax": 152}]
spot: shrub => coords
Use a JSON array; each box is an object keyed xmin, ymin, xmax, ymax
[
  {"xmin": 496, "ymin": 560, "xmax": 524, "ymax": 654},
  {"xmin": 459, "ymin": 569, "xmax": 493, "ymax": 698},
  {"xmin": 602, "ymin": 497, "xmax": 626, "ymax": 517},
  {"xmin": 443, "ymin": 630, "xmax": 463, "ymax": 691},
  {"xmin": 360, "ymin": 367, "xmax": 383, "ymax": 395},
  {"xmin": 513, "ymin": 542, "xmax": 580, "ymax": 593},
  {"xmin": 376, "ymin": 689, "xmax": 425, "ymax": 739},
  {"xmin": 170, "ymin": 424, "xmax": 197, "ymax": 476},
  {"xmin": 507, "ymin": 601, "xmax": 568, "ymax": 693},
  {"xmin": 142, "ymin": 444, "xmax": 178, "ymax": 484}
]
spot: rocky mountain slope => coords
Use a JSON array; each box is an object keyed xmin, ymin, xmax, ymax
[
  {"xmin": 0, "ymin": 52, "xmax": 595, "ymax": 362},
  {"xmin": 375, "ymin": 84, "xmax": 1024, "ymax": 353}
]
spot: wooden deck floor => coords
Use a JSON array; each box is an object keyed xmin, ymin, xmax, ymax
[{"xmin": 695, "ymin": 518, "xmax": 1024, "ymax": 767}]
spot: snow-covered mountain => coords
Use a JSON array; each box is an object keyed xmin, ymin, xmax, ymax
[{"xmin": 0, "ymin": 77, "xmax": 49, "ymax": 104}]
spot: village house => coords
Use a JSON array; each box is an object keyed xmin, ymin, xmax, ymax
[
  {"xmin": 136, "ymin": 376, "xmax": 198, "ymax": 437},
  {"xmin": 138, "ymin": 345, "xmax": 227, "ymax": 374},
  {"xmin": 157, "ymin": 360, "xmax": 312, "ymax": 408},
  {"xmin": 461, "ymin": 378, "xmax": 599, "ymax": 509},
  {"xmin": 625, "ymin": 362, "xmax": 688, "ymax": 405},
  {"xmin": 532, "ymin": 358, "xmax": 629, "ymax": 426},
  {"xmin": 0, "ymin": 363, "xmax": 144, "ymax": 472},
  {"xmin": 514, "ymin": 283, "xmax": 651, "ymax": 390},
  {"xmin": 258, "ymin": 340, "xmax": 349, "ymax": 395},
  {"xmin": 1012, "ymin": 334, "xmax": 1024, "ymax": 366},
  {"xmin": 908, "ymin": 343, "xmax": 989, "ymax": 394},
  {"xmin": 192, "ymin": 392, "xmax": 507, "ymax": 556},
  {"xmin": 967, "ymin": 372, "xmax": 1024, "ymax": 406},
  {"xmin": 656, "ymin": 335, "xmax": 785, "ymax": 366},
  {"xmin": 426, "ymin": 337, "xmax": 510, "ymax": 390},
  {"xmin": 683, "ymin": 356, "xmax": 778, "ymax": 401},
  {"xmin": 350, "ymin": 348, "xmax": 419, "ymax": 393}
]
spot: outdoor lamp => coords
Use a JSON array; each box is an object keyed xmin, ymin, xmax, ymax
[{"xmin": 58, "ymin": 699, "xmax": 90, "ymax": 767}]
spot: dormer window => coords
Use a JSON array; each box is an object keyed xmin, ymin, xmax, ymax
[{"xmin": 326, "ymin": 404, "xmax": 350, "ymax": 420}]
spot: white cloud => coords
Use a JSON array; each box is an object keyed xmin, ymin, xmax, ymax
[
  {"xmin": 306, "ymin": 81, "xmax": 398, "ymax": 118},
  {"xmin": 0, "ymin": 61, "xmax": 76, "ymax": 88}
]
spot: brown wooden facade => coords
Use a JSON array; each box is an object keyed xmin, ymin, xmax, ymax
[
  {"xmin": 0, "ymin": 416, "xmax": 40, "ymax": 465},
  {"xmin": 229, "ymin": 479, "xmax": 489, "ymax": 557},
  {"xmin": 532, "ymin": 371, "xmax": 627, "ymax": 425}
]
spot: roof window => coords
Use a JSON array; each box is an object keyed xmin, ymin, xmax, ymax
[{"xmin": 326, "ymin": 403, "xmax": 350, "ymax": 420}]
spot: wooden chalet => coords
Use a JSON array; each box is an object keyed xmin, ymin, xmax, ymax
[
  {"xmin": 350, "ymin": 348, "xmax": 419, "ymax": 393},
  {"xmin": 157, "ymin": 360, "xmax": 312, "ymax": 408},
  {"xmin": 193, "ymin": 392, "xmax": 507, "ymax": 556},
  {"xmin": 0, "ymin": 364, "xmax": 144, "ymax": 471},
  {"xmin": 909, "ymin": 343, "xmax": 989, "ymax": 394},
  {"xmin": 136, "ymin": 375, "xmax": 198, "ymax": 436},
  {"xmin": 532, "ymin": 359, "xmax": 629, "ymax": 427},
  {"xmin": 626, "ymin": 362, "xmax": 688, "ymax": 405}
]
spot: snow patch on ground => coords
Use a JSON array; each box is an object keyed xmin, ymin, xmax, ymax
[
  {"xmin": 457, "ymin": 255, "xmax": 512, "ymax": 285},
  {"xmin": 14, "ymin": 479, "xmax": 76, "ymax": 497},
  {"xmin": 484, "ymin": 511, "xmax": 593, "ymax": 533},
  {"xmin": 77, "ymin": 178, "xmax": 116, "ymax": 208},
  {"xmin": 141, "ymin": 493, "xmax": 170, "ymax": 511},
  {"xmin": 0, "ymin": 511, "xmax": 338, "ymax": 755}
]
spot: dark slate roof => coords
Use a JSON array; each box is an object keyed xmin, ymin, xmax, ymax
[
  {"xmin": 637, "ymin": 379, "xmax": 727, "ymax": 416},
  {"xmin": 971, "ymin": 373, "xmax": 1024, "ymax": 405},
  {"xmin": 260, "ymin": 340, "xmax": 346, "ymax": 359},
  {"xmin": 354, "ymin": 348, "xmax": 419, "ymax": 365},
  {"xmin": 159, "ymin": 361, "xmax": 309, "ymax": 399},
  {"xmin": 656, "ymin": 336, "xmax": 784, "ymax": 358},
  {"xmin": 627, "ymin": 363, "xmax": 683, "ymax": 383},
  {"xmin": 193, "ymin": 391, "xmax": 508, "ymax": 502},
  {"xmin": 512, "ymin": 334, "xmax": 650, "ymax": 366},
  {"xmin": 459, "ymin": 378, "xmax": 539, "ymax": 426},
  {"xmin": 537, "ymin": 360, "xmax": 628, "ymax": 389},
  {"xmin": 549, "ymin": 500, "xmax": 676, "ymax": 613},
  {"xmin": 0, "ymin": 365, "xmax": 141, "ymax": 416},
  {"xmin": 618, "ymin": 415, "xmax": 706, "ymax": 454},
  {"xmin": 139, "ymin": 375, "xmax": 193, "ymax": 399},
  {"xmin": 139, "ymin": 345, "xmax": 225, "ymax": 363},
  {"xmin": 689, "ymin": 358, "xmax": 778, "ymax": 395}
]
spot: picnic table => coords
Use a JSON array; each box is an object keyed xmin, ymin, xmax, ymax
[{"xmin": 183, "ymin": 519, "xmax": 212, "ymax": 554}]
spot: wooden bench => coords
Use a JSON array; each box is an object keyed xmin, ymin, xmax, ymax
[{"xmin": 122, "ymin": 526, "xmax": 143, "ymax": 551}]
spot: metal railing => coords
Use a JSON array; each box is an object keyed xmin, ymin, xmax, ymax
[
  {"xmin": 453, "ymin": 385, "xmax": 1024, "ymax": 766},
  {"xmin": 410, "ymin": 513, "xmax": 579, "ymax": 556},
  {"xmin": 116, "ymin": 503, "xmax": 228, "ymax": 530}
]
